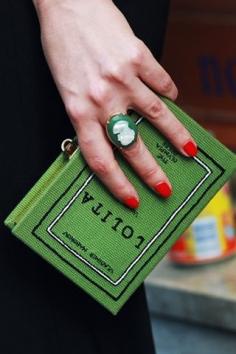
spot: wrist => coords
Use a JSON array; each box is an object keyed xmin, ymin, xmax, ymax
[
  {"xmin": 33, "ymin": 0, "xmax": 113, "ymax": 11},
  {"xmin": 32, "ymin": 0, "xmax": 48, "ymax": 10},
  {"xmin": 32, "ymin": 0, "xmax": 66, "ymax": 14}
]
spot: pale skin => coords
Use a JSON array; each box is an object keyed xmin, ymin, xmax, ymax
[{"xmin": 33, "ymin": 0, "xmax": 198, "ymax": 208}]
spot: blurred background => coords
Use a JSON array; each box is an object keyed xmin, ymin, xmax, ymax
[{"xmin": 145, "ymin": 1, "xmax": 236, "ymax": 353}]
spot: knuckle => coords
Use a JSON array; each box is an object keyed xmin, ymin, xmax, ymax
[
  {"xmin": 129, "ymin": 39, "xmax": 145, "ymax": 66},
  {"xmin": 142, "ymin": 166, "xmax": 159, "ymax": 180},
  {"xmin": 115, "ymin": 180, "xmax": 129, "ymax": 193},
  {"xmin": 159, "ymin": 75, "xmax": 174, "ymax": 93},
  {"xmin": 90, "ymin": 157, "xmax": 113, "ymax": 176},
  {"xmin": 65, "ymin": 99, "xmax": 87, "ymax": 123},
  {"xmin": 79, "ymin": 134, "xmax": 94, "ymax": 149},
  {"xmin": 173, "ymin": 86, "xmax": 179, "ymax": 100},
  {"xmin": 171, "ymin": 125, "xmax": 187, "ymax": 141},
  {"xmin": 103, "ymin": 64, "xmax": 124, "ymax": 82},
  {"xmin": 146, "ymin": 100, "xmax": 164, "ymax": 119},
  {"xmin": 122, "ymin": 138, "xmax": 143, "ymax": 159},
  {"xmin": 88, "ymin": 81, "xmax": 111, "ymax": 106}
]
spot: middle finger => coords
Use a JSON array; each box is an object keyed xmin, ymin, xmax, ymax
[{"xmin": 121, "ymin": 135, "xmax": 173, "ymax": 198}]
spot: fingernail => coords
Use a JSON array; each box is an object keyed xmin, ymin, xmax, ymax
[
  {"xmin": 183, "ymin": 140, "xmax": 198, "ymax": 157},
  {"xmin": 123, "ymin": 196, "xmax": 140, "ymax": 209},
  {"xmin": 154, "ymin": 182, "xmax": 172, "ymax": 198}
]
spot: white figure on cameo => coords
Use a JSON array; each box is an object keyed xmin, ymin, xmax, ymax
[{"xmin": 112, "ymin": 121, "xmax": 135, "ymax": 146}]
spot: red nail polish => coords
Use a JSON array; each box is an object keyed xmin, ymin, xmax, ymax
[
  {"xmin": 123, "ymin": 196, "xmax": 139, "ymax": 209},
  {"xmin": 154, "ymin": 182, "xmax": 172, "ymax": 198},
  {"xmin": 183, "ymin": 141, "xmax": 198, "ymax": 157}
]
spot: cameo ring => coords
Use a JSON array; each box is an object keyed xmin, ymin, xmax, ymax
[{"xmin": 106, "ymin": 113, "xmax": 138, "ymax": 149}]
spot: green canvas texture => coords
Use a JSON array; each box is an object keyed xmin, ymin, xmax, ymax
[{"xmin": 4, "ymin": 98, "xmax": 236, "ymax": 314}]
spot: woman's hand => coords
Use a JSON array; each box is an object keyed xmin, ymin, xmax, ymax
[{"xmin": 33, "ymin": 0, "xmax": 198, "ymax": 208}]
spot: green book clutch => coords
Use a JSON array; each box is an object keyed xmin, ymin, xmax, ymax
[{"xmin": 4, "ymin": 98, "xmax": 236, "ymax": 314}]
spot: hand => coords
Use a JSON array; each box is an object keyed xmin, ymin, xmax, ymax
[{"xmin": 33, "ymin": 0, "xmax": 198, "ymax": 208}]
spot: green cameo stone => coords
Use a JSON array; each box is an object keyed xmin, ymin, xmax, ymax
[{"xmin": 106, "ymin": 114, "xmax": 138, "ymax": 148}]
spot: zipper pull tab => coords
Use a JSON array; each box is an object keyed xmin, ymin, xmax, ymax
[{"xmin": 61, "ymin": 137, "xmax": 78, "ymax": 159}]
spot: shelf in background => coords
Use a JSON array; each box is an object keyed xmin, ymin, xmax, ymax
[
  {"xmin": 145, "ymin": 255, "xmax": 236, "ymax": 331},
  {"xmin": 162, "ymin": 1, "xmax": 236, "ymax": 149}
]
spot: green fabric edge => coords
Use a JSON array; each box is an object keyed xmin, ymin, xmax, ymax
[
  {"xmin": 3, "ymin": 97, "xmax": 236, "ymax": 315},
  {"xmin": 4, "ymin": 154, "xmax": 67, "ymax": 229}
]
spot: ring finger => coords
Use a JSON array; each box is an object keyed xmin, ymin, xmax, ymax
[{"xmin": 102, "ymin": 112, "xmax": 173, "ymax": 198}]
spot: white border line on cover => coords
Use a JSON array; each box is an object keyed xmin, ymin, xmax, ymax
[{"xmin": 47, "ymin": 117, "xmax": 212, "ymax": 286}]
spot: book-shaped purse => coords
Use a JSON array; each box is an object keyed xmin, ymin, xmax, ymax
[{"xmin": 5, "ymin": 98, "xmax": 236, "ymax": 314}]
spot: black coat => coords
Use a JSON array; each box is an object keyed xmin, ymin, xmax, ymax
[{"xmin": 0, "ymin": 1, "xmax": 169, "ymax": 353}]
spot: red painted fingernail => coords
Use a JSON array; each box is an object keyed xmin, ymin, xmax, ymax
[
  {"xmin": 154, "ymin": 182, "xmax": 172, "ymax": 198},
  {"xmin": 123, "ymin": 196, "xmax": 140, "ymax": 209},
  {"xmin": 183, "ymin": 141, "xmax": 198, "ymax": 157}
]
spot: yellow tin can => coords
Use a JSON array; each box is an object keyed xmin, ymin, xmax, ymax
[{"xmin": 170, "ymin": 182, "xmax": 236, "ymax": 264}]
